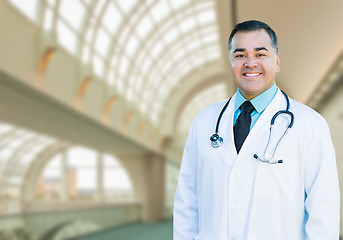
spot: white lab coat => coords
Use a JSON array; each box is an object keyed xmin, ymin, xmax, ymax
[{"xmin": 173, "ymin": 89, "xmax": 340, "ymax": 240}]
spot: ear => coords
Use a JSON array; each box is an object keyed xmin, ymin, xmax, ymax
[{"xmin": 276, "ymin": 53, "xmax": 280, "ymax": 72}]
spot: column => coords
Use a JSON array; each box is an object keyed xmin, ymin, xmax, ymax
[
  {"xmin": 60, "ymin": 150, "xmax": 69, "ymax": 201},
  {"xmin": 95, "ymin": 152, "xmax": 104, "ymax": 202}
]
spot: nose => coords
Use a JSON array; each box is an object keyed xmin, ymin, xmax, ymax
[{"xmin": 243, "ymin": 56, "xmax": 258, "ymax": 68}]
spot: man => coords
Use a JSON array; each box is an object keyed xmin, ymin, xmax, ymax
[{"xmin": 173, "ymin": 20, "xmax": 340, "ymax": 240}]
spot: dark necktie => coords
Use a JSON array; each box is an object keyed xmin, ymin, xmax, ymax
[{"xmin": 234, "ymin": 101, "xmax": 255, "ymax": 153}]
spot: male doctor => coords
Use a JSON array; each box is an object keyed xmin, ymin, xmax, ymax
[{"xmin": 173, "ymin": 20, "xmax": 340, "ymax": 240}]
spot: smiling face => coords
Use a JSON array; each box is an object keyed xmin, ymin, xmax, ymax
[{"xmin": 229, "ymin": 30, "xmax": 280, "ymax": 100}]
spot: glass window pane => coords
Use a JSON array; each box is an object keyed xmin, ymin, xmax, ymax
[
  {"xmin": 163, "ymin": 28, "xmax": 178, "ymax": 45},
  {"xmin": 116, "ymin": 77, "xmax": 124, "ymax": 94},
  {"xmin": 127, "ymin": 88, "xmax": 133, "ymax": 101},
  {"xmin": 93, "ymin": 55, "xmax": 104, "ymax": 77},
  {"xmin": 103, "ymin": 154, "xmax": 132, "ymax": 191},
  {"xmin": 126, "ymin": 36, "xmax": 139, "ymax": 57},
  {"xmin": 20, "ymin": 139, "xmax": 54, "ymax": 166},
  {"xmin": 102, "ymin": 2, "xmax": 122, "ymax": 35},
  {"xmin": 206, "ymin": 50, "xmax": 221, "ymax": 61},
  {"xmin": 85, "ymin": 26, "xmax": 94, "ymax": 44},
  {"xmin": 95, "ymin": 28, "xmax": 111, "ymax": 58},
  {"xmin": 104, "ymin": 169, "xmax": 132, "ymax": 190},
  {"xmin": 57, "ymin": 20, "xmax": 78, "ymax": 55},
  {"xmin": 59, "ymin": 0, "xmax": 85, "ymax": 30},
  {"xmin": 151, "ymin": 112, "xmax": 157, "ymax": 123},
  {"xmin": 192, "ymin": 56, "xmax": 206, "ymax": 68},
  {"xmin": 141, "ymin": 58, "xmax": 152, "ymax": 75},
  {"xmin": 117, "ymin": 25, "xmax": 131, "ymax": 48},
  {"xmin": 151, "ymin": 41, "xmax": 164, "ymax": 58},
  {"xmin": 202, "ymin": 33, "xmax": 218, "ymax": 44},
  {"xmin": 78, "ymin": 169, "xmax": 96, "ymax": 191},
  {"xmin": 82, "ymin": 45, "xmax": 90, "ymax": 63},
  {"xmin": 111, "ymin": 55, "xmax": 119, "ymax": 68},
  {"xmin": 134, "ymin": 75, "xmax": 144, "ymax": 92},
  {"xmin": 68, "ymin": 147, "xmax": 96, "ymax": 167},
  {"xmin": 140, "ymin": 103, "xmax": 147, "ymax": 113},
  {"xmin": 171, "ymin": 49, "xmax": 187, "ymax": 64},
  {"xmin": 150, "ymin": 1, "xmax": 169, "ymax": 23},
  {"xmin": 136, "ymin": 15, "xmax": 153, "ymax": 39},
  {"xmin": 47, "ymin": 0, "xmax": 56, "ymax": 7},
  {"xmin": 170, "ymin": 0, "xmax": 190, "ymax": 11},
  {"xmin": 43, "ymin": 8, "xmax": 54, "ymax": 31},
  {"xmin": 197, "ymin": 10, "xmax": 216, "ymax": 25},
  {"xmin": 0, "ymin": 123, "xmax": 13, "ymax": 136},
  {"xmin": 178, "ymin": 83, "xmax": 226, "ymax": 133},
  {"xmin": 118, "ymin": 57, "xmax": 129, "ymax": 77},
  {"xmin": 8, "ymin": 0, "xmax": 39, "ymax": 23},
  {"xmin": 179, "ymin": 17, "xmax": 197, "ymax": 34},
  {"xmin": 94, "ymin": 0, "xmax": 106, "ymax": 16},
  {"xmin": 37, "ymin": 155, "xmax": 61, "ymax": 200},
  {"xmin": 195, "ymin": 1, "xmax": 215, "ymax": 13},
  {"xmin": 7, "ymin": 176, "xmax": 22, "ymax": 186},
  {"xmin": 68, "ymin": 147, "xmax": 96, "ymax": 195},
  {"xmin": 82, "ymin": 0, "xmax": 93, "ymax": 6},
  {"xmin": 117, "ymin": 0, "xmax": 137, "ymax": 14},
  {"xmin": 187, "ymin": 40, "xmax": 202, "ymax": 52},
  {"xmin": 108, "ymin": 69, "xmax": 115, "ymax": 85}
]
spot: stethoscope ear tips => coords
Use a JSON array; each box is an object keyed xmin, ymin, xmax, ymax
[{"xmin": 210, "ymin": 134, "xmax": 223, "ymax": 148}]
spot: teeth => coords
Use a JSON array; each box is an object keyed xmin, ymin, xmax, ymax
[{"xmin": 244, "ymin": 73, "xmax": 260, "ymax": 77}]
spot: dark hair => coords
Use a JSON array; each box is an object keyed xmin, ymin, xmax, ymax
[{"xmin": 228, "ymin": 20, "xmax": 279, "ymax": 54}]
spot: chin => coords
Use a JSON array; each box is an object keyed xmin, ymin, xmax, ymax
[
  {"xmin": 242, "ymin": 86, "xmax": 263, "ymax": 94},
  {"xmin": 239, "ymin": 86, "xmax": 265, "ymax": 99},
  {"xmin": 241, "ymin": 81, "xmax": 271, "ymax": 94}
]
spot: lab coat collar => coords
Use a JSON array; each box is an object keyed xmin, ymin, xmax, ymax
[
  {"xmin": 234, "ymin": 82, "xmax": 278, "ymax": 114},
  {"xmin": 235, "ymin": 88, "xmax": 286, "ymax": 158}
]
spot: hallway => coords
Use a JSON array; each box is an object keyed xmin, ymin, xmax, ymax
[{"xmin": 0, "ymin": 0, "xmax": 342, "ymax": 239}]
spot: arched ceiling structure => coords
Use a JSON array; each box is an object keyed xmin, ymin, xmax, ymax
[
  {"xmin": 8, "ymin": 0, "xmax": 224, "ymax": 125},
  {"xmin": 1, "ymin": 0, "xmax": 343, "ymax": 161}
]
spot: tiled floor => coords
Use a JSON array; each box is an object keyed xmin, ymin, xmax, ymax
[{"xmin": 71, "ymin": 218, "xmax": 173, "ymax": 240}]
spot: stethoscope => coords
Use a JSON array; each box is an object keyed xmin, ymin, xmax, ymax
[{"xmin": 210, "ymin": 90, "xmax": 294, "ymax": 164}]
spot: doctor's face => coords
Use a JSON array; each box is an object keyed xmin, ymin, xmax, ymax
[{"xmin": 229, "ymin": 30, "xmax": 280, "ymax": 100}]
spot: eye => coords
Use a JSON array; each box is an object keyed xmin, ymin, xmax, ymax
[
  {"xmin": 235, "ymin": 54, "xmax": 245, "ymax": 58},
  {"xmin": 256, "ymin": 53, "xmax": 266, "ymax": 57}
]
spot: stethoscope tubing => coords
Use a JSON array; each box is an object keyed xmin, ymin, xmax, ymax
[{"xmin": 210, "ymin": 90, "xmax": 294, "ymax": 163}]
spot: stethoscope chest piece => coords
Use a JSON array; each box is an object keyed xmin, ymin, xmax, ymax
[
  {"xmin": 210, "ymin": 90, "xmax": 294, "ymax": 165},
  {"xmin": 210, "ymin": 134, "xmax": 223, "ymax": 148}
]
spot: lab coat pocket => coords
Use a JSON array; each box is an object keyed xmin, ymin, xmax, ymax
[{"xmin": 254, "ymin": 158, "xmax": 297, "ymax": 202}]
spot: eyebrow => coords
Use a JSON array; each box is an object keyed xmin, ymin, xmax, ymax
[
  {"xmin": 233, "ymin": 48, "xmax": 246, "ymax": 53},
  {"xmin": 233, "ymin": 47, "xmax": 269, "ymax": 53},
  {"xmin": 255, "ymin": 47, "xmax": 268, "ymax": 52}
]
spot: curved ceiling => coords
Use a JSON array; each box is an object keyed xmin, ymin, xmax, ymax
[
  {"xmin": 4, "ymin": 0, "xmax": 343, "ymax": 142},
  {"xmin": 8, "ymin": 0, "xmax": 223, "ymax": 125}
]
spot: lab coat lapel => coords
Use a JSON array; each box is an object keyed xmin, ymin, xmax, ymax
[
  {"xmin": 218, "ymin": 93, "xmax": 238, "ymax": 162},
  {"xmin": 236, "ymin": 89, "xmax": 286, "ymax": 159}
]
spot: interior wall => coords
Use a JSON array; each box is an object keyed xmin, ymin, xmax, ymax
[{"xmin": 317, "ymin": 79, "xmax": 343, "ymax": 235}]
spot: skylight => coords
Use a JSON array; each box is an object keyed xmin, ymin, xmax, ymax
[{"xmin": 178, "ymin": 83, "xmax": 227, "ymax": 133}]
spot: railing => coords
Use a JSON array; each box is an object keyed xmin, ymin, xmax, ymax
[{"xmin": 0, "ymin": 202, "xmax": 142, "ymax": 240}]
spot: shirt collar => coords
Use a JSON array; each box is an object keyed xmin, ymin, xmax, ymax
[{"xmin": 234, "ymin": 82, "xmax": 278, "ymax": 113}]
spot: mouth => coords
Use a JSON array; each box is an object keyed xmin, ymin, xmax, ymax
[{"xmin": 243, "ymin": 72, "xmax": 262, "ymax": 77}]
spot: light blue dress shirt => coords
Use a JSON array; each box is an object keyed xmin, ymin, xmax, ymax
[{"xmin": 233, "ymin": 82, "xmax": 278, "ymax": 130}]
